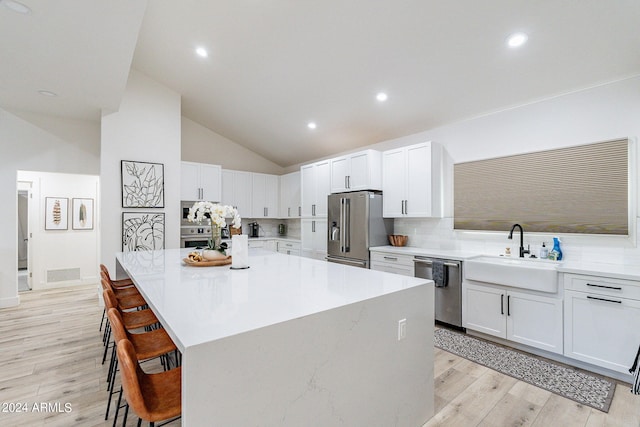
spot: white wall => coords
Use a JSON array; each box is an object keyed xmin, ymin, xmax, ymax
[
  {"xmin": 389, "ymin": 76, "xmax": 640, "ymax": 264},
  {"xmin": 17, "ymin": 171, "xmax": 99, "ymax": 289},
  {"xmin": 182, "ymin": 117, "xmax": 285, "ymax": 174},
  {"xmin": 0, "ymin": 109, "xmax": 100, "ymax": 307},
  {"xmin": 293, "ymin": 76, "xmax": 640, "ymax": 265},
  {"xmin": 100, "ymin": 70, "xmax": 181, "ymax": 276}
]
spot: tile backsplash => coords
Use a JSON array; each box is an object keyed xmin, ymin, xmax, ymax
[
  {"xmin": 393, "ymin": 217, "xmax": 640, "ymax": 266},
  {"xmin": 242, "ymin": 218, "xmax": 300, "ymax": 239}
]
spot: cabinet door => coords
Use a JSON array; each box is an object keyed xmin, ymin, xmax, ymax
[
  {"xmin": 200, "ymin": 164, "xmax": 221, "ymax": 202},
  {"xmin": 382, "ymin": 148, "xmax": 406, "ymax": 217},
  {"xmin": 463, "ymin": 282, "xmax": 506, "ymax": 338},
  {"xmin": 233, "ymin": 171, "xmax": 252, "ymax": 218},
  {"xmin": 564, "ymin": 290, "xmax": 640, "ymax": 373},
  {"xmin": 221, "ymin": 169, "xmax": 235, "ymax": 207},
  {"xmin": 251, "ymin": 173, "xmax": 267, "ymax": 217},
  {"xmin": 181, "ymin": 162, "xmax": 201, "ymax": 201},
  {"xmin": 264, "ymin": 174, "xmax": 279, "ymax": 218},
  {"xmin": 330, "ymin": 156, "xmax": 349, "ymax": 193},
  {"xmin": 313, "ymin": 218, "xmax": 327, "ymax": 254},
  {"xmin": 288, "ymin": 171, "xmax": 301, "ymax": 217},
  {"xmin": 301, "ymin": 165, "xmax": 315, "ymax": 217},
  {"xmin": 301, "ymin": 218, "xmax": 327, "ymax": 256},
  {"xmin": 405, "ymin": 143, "xmax": 432, "ymax": 217},
  {"xmin": 349, "ymin": 150, "xmax": 381, "ymax": 191},
  {"xmin": 314, "ymin": 161, "xmax": 330, "ymax": 217},
  {"xmin": 507, "ymin": 290, "xmax": 563, "ymax": 354}
]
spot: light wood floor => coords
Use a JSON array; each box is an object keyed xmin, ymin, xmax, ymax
[{"xmin": 0, "ymin": 286, "xmax": 638, "ymax": 426}]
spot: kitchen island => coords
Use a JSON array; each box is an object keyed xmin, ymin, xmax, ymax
[{"xmin": 116, "ymin": 248, "xmax": 434, "ymax": 426}]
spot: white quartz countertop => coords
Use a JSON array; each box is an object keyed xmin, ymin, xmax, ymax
[
  {"xmin": 370, "ymin": 245, "xmax": 640, "ymax": 281},
  {"xmin": 116, "ymin": 248, "xmax": 429, "ymax": 351},
  {"xmin": 558, "ymin": 261, "xmax": 640, "ymax": 281},
  {"xmin": 370, "ymin": 245, "xmax": 480, "ymax": 261}
]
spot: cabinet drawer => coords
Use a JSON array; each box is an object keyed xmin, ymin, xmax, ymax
[
  {"xmin": 564, "ymin": 273, "xmax": 640, "ymax": 301},
  {"xmin": 370, "ymin": 263, "xmax": 414, "ymax": 277},
  {"xmin": 277, "ymin": 241, "xmax": 301, "ymax": 251},
  {"xmin": 370, "ymin": 252, "xmax": 414, "ymax": 268}
]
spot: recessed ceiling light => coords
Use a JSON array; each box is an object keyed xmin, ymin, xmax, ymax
[
  {"xmin": 38, "ymin": 90, "xmax": 57, "ymax": 97},
  {"xmin": 195, "ymin": 47, "xmax": 208, "ymax": 58},
  {"xmin": 376, "ymin": 92, "xmax": 388, "ymax": 102},
  {"xmin": 307, "ymin": 122, "xmax": 317, "ymax": 130},
  {"xmin": 0, "ymin": 0, "xmax": 31, "ymax": 14},
  {"xmin": 507, "ymin": 32, "xmax": 528, "ymax": 48}
]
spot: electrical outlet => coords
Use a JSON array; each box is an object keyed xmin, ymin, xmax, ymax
[{"xmin": 397, "ymin": 318, "xmax": 407, "ymax": 341}]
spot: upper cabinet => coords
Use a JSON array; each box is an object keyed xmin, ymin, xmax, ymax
[
  {"xmin": 382, "ymin": 142, "xmax": 443, "ymax": 218},
  {"xmin": 329, "ymin": 149, "xmax": 382, "ymax": 193},
  {"xmin": 280, "ymin": 171, "xmax": 301, "ymax": 218},
  {"xmin": 180, "ymin": 161, "xmax": 222, "ymax": 201},
  {"xmin": 251, "ymin": 173, "xmax": 279, "ymax": 218},
  {"xmin": 221, "ymin": 169, "xmax": 252, "ymax": 219},
  {"xmin": 301, "ymin": 160, "xmax": 330, "ymax": 217}
]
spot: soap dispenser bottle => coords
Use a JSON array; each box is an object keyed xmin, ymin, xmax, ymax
[
  {"xmin": 550, "ymin": 237, "xmax": 563, "ymax": 261},
  {"xmin": 539, "ymin": 242, "xmax": 549, "ymax": 259}
]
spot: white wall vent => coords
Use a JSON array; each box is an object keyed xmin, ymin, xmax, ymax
[{"xmin": 46, "ymin": 268, "xmax": 81, "ymax": 283}]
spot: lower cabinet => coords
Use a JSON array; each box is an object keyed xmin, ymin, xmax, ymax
[
  {"xmin": 370, "ymin": 252, "xmax": 414, "ymax": 276},
  {"xmin": 277, "ymin": 240, "xmax": 301, "ymax": 256},
  {"xmin": 248, "ymin": 239, "xmax": 276, "ymax": 252},
  {"xmin": 301, "ymin": 219, "xmax": 327, "ymax": 260},
  {"xmin": 564, "ymin": 273, "xmax": 640, "ymax": 374},
  {"xmin": 463, "ymin": 281, "xmax": 563, "ymax": 354}
]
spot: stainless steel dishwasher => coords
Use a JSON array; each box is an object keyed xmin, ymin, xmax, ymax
[{"xmin": 414, "ymin": 256, "xmax": 463, "ymax": 328}]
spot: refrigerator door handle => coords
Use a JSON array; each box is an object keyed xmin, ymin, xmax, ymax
[
  {"xmin": 340, "ymin": 198, "xmax": 345, "ymax": 252},
  {"xmin": 344, "ymin": 197, "xmax": 350, "ymax": 252}
]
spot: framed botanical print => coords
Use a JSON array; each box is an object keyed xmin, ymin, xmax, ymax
[
  {"xmin": 72, "ymin": 198, "xmax": 94, "ymax": 230},
  {"xmin": 122, "ymin": 212, "xmax": 165, "ymax": 252},
  {"xmin": 121, "ymin": 160, "xmax": 165, "ymax": 208},
  {"xmin": 45, "ymin": 197, "xmax": 68, "ymax": 230}
]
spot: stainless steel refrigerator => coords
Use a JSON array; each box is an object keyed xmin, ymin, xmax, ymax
[{"xmin": 326, "ymin": 191, "xmax": 392, "ymax": 268}]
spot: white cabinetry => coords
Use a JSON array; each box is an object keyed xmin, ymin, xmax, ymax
[
  {"xmin": 370, "ymin": 252, "xmax": 414, "ymax": 276},
  {"xmin": 251, "ymin": 173, "xmax": 279, "ymax": 218},
  {"xmin": 181, "ymin": 161, "xmax": 222, "ymax": 201},
  {"xmin": 330, "ymin": 149, "xmax": 382, "ymax": 193},
  {"xmin": 277, "ymin": 240, "xmax": 301, "ymax": 256},
  {"xmin": 382, "ymin": 142, "xmax": 443, "ymax": 218},
  {"xmin": 221, "ymin": 169, "xmax": 252, "ymax": 218},
  {"xmin": 463, "ymin": 281, "xmax": 563, "ymax": 354},
  {"xmin": 564, "ymin": 273, "xmax": 640, "ymax": 374},
  {"xmin": 301, "ymin": 160, "xmax": 330, "ymax": 217},
  {"xmin": 301, "ymin": 218, "xmax": 327, "ymax": 260},
  {"xmin": 280, "ymin": 171, "xmax": 301, "ymax": 218},
  {"xmin": 248, "ymin": 239, "xmax": 276, "ymax": 252}
]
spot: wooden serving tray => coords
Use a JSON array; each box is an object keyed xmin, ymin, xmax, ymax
[{"xmin": 183, "ymin": 256, "xmax": 232, "ymax": 267}]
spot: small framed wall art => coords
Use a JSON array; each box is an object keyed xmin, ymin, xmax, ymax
[
  {"xmin": 122, "ymin": 212, "xmax": 165, "ymax": 252},
  {"xmin": 72, "ymin": 198, "xmax": 94, "ymax": 230},
  {"xmin": 121, "ymin": 160, "xmax": 165, "ymax": 208},
  {"xmin": 45, "ymin": 197, "xmax": 68, "ymax": 230}
]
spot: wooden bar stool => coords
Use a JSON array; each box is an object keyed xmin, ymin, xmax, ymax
[
  {"xmin": 116, "ymin": 338, "xmax": 181, "ymax": 427},
  {"xmin": 106, "ymin": 308, "xmax": 178, "ymax": 424}
]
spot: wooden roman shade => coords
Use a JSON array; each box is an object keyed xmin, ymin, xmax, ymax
[{"xmin": 454, "ymin": 139, "xmax": 629, "ymax": 235}]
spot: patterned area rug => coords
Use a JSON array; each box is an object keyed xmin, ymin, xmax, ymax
[{"xmin": 434, "ymin": 328, "xmax": 616, "ymax": 412}]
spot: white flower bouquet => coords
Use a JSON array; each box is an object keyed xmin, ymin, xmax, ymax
[{"xmin": 187, "ymin": 201, "xmax": 241, "ymax": 252}]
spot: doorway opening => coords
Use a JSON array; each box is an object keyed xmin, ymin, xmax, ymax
[{"xmin": 17, "ymin": 183, "xmax": 31, "ymax": 291}]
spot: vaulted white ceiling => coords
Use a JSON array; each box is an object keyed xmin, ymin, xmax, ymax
[{"xmin": 2, "ymin": 1, "xmax": 640, "ymax": 167}]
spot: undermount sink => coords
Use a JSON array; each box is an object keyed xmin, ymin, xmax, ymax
[{"xmin": 465, "ymin": 255, "xmax": 561, "ymax": 293}]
